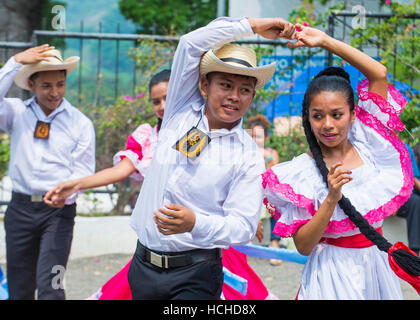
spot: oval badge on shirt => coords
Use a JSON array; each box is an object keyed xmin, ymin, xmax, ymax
[
  {"xmin": 34, "ymin": 120, "xmax": 50, "ymax": 139},
  {"xmin": 172, "ymin": 127, "xmax": 211, "ymax": 159}
]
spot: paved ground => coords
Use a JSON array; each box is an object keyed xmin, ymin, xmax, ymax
[
  {"xmin": 1, "ymin": 217, "xmax": 418, "ymax": 300},
  {"xmin": 1, "ymin": 252, "xmax": 419, "ymax": 300},
  {"xmin": 62, "ymin": 253, "xmax": 305, "ymax": 300},
  {"xmin": 4, "ymin": 252, "xmax": 412, "ymax": 300}
]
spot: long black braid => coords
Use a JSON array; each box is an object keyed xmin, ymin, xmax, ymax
[{"xmin": 302, "ymin": 67, "xmax": 420, "ymax": 276}]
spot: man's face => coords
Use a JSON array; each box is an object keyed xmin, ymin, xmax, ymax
[
  {"xmin": 201, "ymin": 72, "xmax": 256, "ymax": 130},
  {"xmin": 28, "ymin": 70, "xmax": 66, "ymax": 116}
]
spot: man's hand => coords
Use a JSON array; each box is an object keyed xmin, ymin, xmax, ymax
[
  {"xmin": 14, "ymin": 44, "xmax": 55, "ymax": 65},
  {"xmin": 154, "ymin": 204, "xmax": 196, "ymax": 235},
  {"xmin": 248, "ymin": 18, "xmax": 297, "ymax": 40},
  {"xmin": 44, "ymin": 180, "xmax": 80, "ymax": 208}
]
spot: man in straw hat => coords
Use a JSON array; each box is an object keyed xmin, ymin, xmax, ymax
[
  {"xmin": 126, "ymin": 17, "xmax": 297, "ymax": 300},
  {"xmin": 0, "ymin": 44, "xmax": 95, "ymax": 299}
]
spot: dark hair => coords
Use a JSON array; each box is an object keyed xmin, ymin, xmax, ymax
[
  {"xmin": 302, "ymin": 66, "xmax": 420, "ymax": 278},
  {"xmin": 149, "ymin": 69, "xmax": 171, "ymax": 93},
  {"xmin": 29, "ymin": 70, "xmax": 67, "ymax": 83},
  {"xmin": 149, "ymin": 69, "xmax": 171, "ymax": 131},
  {"xmin": 247, "ymin": 114, "xmax": 271, "ymax": 137}
]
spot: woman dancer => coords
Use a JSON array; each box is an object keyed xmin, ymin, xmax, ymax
[{"xmin": 263, "ymin": 23, "xmax": 420, "ymax": 299}]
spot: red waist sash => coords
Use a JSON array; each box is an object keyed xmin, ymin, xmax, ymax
[{"xmin": 321, "ymin": 227, "xmax": 383, "ymax": 248}]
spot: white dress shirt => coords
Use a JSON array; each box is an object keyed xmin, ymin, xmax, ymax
[
  {"xmin": 130, "ymin": 17, "xmax": 266, "ymax": 252},
  {"xmin": 0, "ymin": 56, "xmax": 96, "ymax": 204}
]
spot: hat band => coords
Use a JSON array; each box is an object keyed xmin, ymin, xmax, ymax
[{"xmin": 220, "ymin": 57, "xmax": 253, "ymax": 68}]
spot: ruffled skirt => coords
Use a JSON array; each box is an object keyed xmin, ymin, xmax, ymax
[{"xmin": 298, "ymin": 243, "xmax": 402, "ymax": 300}]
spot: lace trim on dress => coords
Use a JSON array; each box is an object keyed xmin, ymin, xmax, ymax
[{"xmin": 263, "ymin": 81, "xmax": 413, "ymax": 237}]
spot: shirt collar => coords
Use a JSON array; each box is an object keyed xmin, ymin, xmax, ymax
[
  {"xmin": 196, "ymin": 103, "xmax": 246, "ymax": 145},
  {"xmin": 26, "ymin": 96, "xmax": 69, "ymax": 120}
]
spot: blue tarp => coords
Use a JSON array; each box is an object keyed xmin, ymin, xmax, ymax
[
  {"xmin": 261, "ymin": 56, "xmax": 418, "ymax": 120},
  {"xmin": 0, "ymin": 266, "xmax": 9, "ymax": 300},
  {"xmin": 222, "ymin": 267, "xmax": 248, "ymax": 296},
  {"xmin": 233, "ymin": 244, "xmax": 308, "ymax": 265}
]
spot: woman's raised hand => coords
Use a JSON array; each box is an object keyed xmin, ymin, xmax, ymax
[{"xmin": 286, "ymin": 23, "xmax": 329, "ymax": 49}]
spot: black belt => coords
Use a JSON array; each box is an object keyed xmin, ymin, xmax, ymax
[
  {"xmin": 12, "ymin": 191, "xmax": 45, "ymax": 203},
  {"xmin": 136, "ymin": 241, "xmax": 222, "ymax": 269}
]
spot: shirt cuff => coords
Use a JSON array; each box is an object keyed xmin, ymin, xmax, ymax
[
  {"xmin": 240, "ymin": 17, "xmax": 254, "ymax": 35},
  {"xmin": 64, "ymin": 189, "xmax": 84, "ymax": 205},
  {"xmin": 190, "ymin": 212, "xmax": 206, "ymax": 238},
  {"xmin": 8, "ymin": 56, "xmax": 23, "ymax": 70}
]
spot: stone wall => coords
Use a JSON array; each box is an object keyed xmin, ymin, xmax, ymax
[{"xmin": 0, "ymin": 0, "xmax": 46, "ymax": 99}]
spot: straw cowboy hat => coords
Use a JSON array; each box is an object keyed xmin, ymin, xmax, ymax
[
  {"xmin": 14, "ymin": 49, "xmax": 80, "ymax": 91},
  {"xmin": 199, "ymin": 44, "xmax": 276, "ymax": 90}
]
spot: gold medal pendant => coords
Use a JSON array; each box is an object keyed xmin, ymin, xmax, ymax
[
  {"xmin": 34, "ymin": 120, "xmax": 50, "ymax": 139},
  {"xmin": 173, "ymin": 127, "xmax": 211, "ymax": 159}
]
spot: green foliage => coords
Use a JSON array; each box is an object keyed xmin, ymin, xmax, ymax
[
  {"xmin": 0, "ymin": 134, "xmax": 10, "ymax": 179},
  {"xmin": 75, "ymin": 38, "xmax": 175, "ymax": 214},
  {"xmin": 118, "ymin": 0, "xmax": 217, "ymax": 35},
  {"xmin": 347, "ymin": 0, "xmax": 420, "ymax": 143},
  {"xmin": 399, "ymin": 96, "xmax": 420, "ymax": 144},
  {"xmin": 128, "ymin": 38, "xmax": 175, "ymax": 77},
  {"xmin": 289, "ymin": 0, "xmax": 345, "ymax": 28},
  {"xmin": 0, "ymin": 61, "xmax": 8, "ymax": 178},
  {"xmin": 246, "ymin": 45, "xmax": 280, "ymax": 116},
  {"xmin": 40, "ymin": 1, "xmax": 67, "ymax": 49},
  {"xmin": 267, "ymin": 128, "xmax": 308, "ymax": 163}
]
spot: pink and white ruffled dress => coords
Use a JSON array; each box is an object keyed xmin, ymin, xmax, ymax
[
  {"xmin": 262, "ymin": 79, "xmax": 413, "ymax": 300},
  {"xmin": 113, "ymin": 123, "xmax": 159, "ymax": 181}
]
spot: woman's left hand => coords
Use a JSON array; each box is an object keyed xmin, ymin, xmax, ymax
[{"xmin": 286, "ymin": 23, "xmax": 328, "ymax": 49}]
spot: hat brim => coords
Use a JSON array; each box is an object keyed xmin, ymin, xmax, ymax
[
  {"xmin": 14, "ymin": 56, "xmax": 80, "ymax": 91},
  {"xmin": 200, "ymin": 50, "xmax": 276, "ymax": 90}
]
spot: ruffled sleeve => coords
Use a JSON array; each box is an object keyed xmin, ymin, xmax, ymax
[
  {"xmin": 262, "ymin": 154, "xmax": 319, "ymax": 238},
  {"xmin": 348, "ymin": 79, "xmax": 413, "ymax": 227},
  {"xmin": 113, "ymin": 123, "xmax": 156, "ymax": 181},
  {"xmin": 357, "ymin": 78, "xmax": 407, "ymax": 131}
]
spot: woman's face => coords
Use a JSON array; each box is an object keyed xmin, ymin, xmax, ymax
[
  {"xmin": 150, "ymin": 81, "xmax": 169, "ymax": 120},
  {"xmin": 308, "ymin": 91, "xmax": 356, "ymax": 149},
  {"xmin": 250, "ymin": 124, "xmax": 266, "ymax": 149}
]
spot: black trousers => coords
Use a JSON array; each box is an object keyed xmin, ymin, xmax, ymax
[
  {"xmin": 127, "ymin": 242, "xmax": 224, "ymax": 300},
  {"xmin": 397, "ymin": 192, "xmax": 420, "ymax": 252},
  {"xmin": 4, "ymin": 194, "xmax": 76, "ymax": 300}
]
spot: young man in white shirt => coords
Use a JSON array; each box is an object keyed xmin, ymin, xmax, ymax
[
  {"xmin": 126, "ymin": 17, "xmax": 296, "ymax": 300},
  {"xmin": 0, "ymin": 45, "xmax": 95, "ymax": 299}
]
